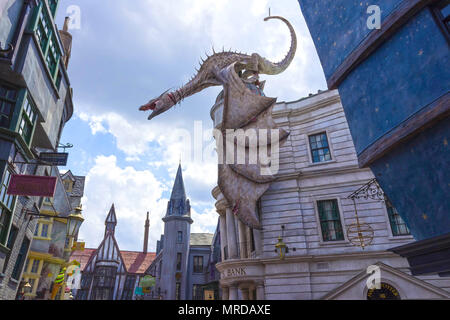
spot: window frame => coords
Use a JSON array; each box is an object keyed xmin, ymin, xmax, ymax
[
  {"xmin": 306, "ymin": 129, "xmax": 335, "ymax": 166},
  {"xmin": 11, "ymin": 237, "xmax": 30, "ymax": 281},
  {"xmin": 2, "ymin": 225, "xmax": 18, "ymax": 273},
  {"xmin": 0, "ymin": 83, "xmax": 19, "ymax": 130},
  {"xmin": 176, "ymin": 252, "xmax": 182, "ymax": 271},
  {"xmin": 314, "ymin": 198, "xmax": 347, "ymax": 244},
  {"xmin": 92, "ymin": 266, "xmax": 117, "ymax": 300},
  {"xmin": 308, "ymin": 131, "xmax": 333, "ymax": 164},
  {"xmin": 193, "ymin": 256, "xmax": 204, "ymax": 274},
  {"xmin": 47, "ymin": 0, "xmax": 60, "ymax": 18},
  {"xmin": 34, "ymin": 217, "xmax": 54, "ymax": 241},
  {"xmin": 192, "ymin": 284, "xmax": 203, "ymax": 300},
  {"xmin": 121, "ymin": 275, "xmax": 136, "ymax": 300},
  {"xmin": 431, "ymin": 0, "xmax": 450, "ymax": 43},
  {"xmin": 175, "ymin": 282, "xmax": 181, "ymax": 300},
  {"xmin": 17, "ymin": 97, "xmax": 38, "ymax": 146},
  {"xmin": 0, "ymin": 167, "xmax": 17, "ymax": 245},
  {"xmin": 177, "ymin": 231, "xmax": 183, "ymax": 243},
  {"xmin": 29, "ymin": 1, "xmax": 63, "ymax": 83},
  {"xmin": 383, "ymin": 199, "xmax": 412, "ymax": 238}
]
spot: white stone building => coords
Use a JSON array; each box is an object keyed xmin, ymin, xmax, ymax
[{"xmin": 211, "ymin": 89, "xmax": 450, "ymax": 300}]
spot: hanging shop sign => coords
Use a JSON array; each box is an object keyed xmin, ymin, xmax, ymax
[
  {"xmin": 139, "ymin": 275, "xmax": 155, "ymax": 289},
  {"xmin": 39, "ymin": 152, "xmax": 69, "ymax": 166},
  {"xmin": 7, "ymin": 175, "xmax": 57, "ymax": 197}
]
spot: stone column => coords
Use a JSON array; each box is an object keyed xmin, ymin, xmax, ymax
[
  {"xmin": 238, "ymin": 220, "xmax": 248, "ymax": 259},
  {"xmin": 248, "ymin": 287, "xmax": 255, "ymax": 300},
  {"xmin": 229, "ymin": 286, "xmax": 238, "ymax": 300},
  {"xmin": 221, "ymin": 286, "xmax": 229, "ymax": 300},
  {"xmin": 219, "ymin": 213, "xmax": 228, "ymax": 261},
  {"xmin": 256, "ymin": 281, "xmax": 265, "ymax": 300},
  {"xmin": 226, "ymin": 207, "xmax": 238, "ymax": 259},
  {"xmin": 253, "ymin": 228, "xmax": 262, "ymax": 257},
  {"xmin": 240, "ymin": 287, "xmax": 249, "ymax": 300},
  {"xmin": 246, "ymin": 226, "xmax": 253, "ymax": 258}
]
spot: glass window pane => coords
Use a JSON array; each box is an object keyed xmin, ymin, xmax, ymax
[
  {"xmin": 318, "ymin": 200, "xmax": 344, "ymax": 241},
  {"xmin": 309, "ymin": 132, "xmax": 332, "ymax": 163}
]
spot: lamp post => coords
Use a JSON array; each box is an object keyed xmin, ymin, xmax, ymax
[
  {"xmin": 274, "ymin": 236, "xmax": 288, "ymax": 260},
  {"xmin": 66, "ymin": 206, "xmax": 84, "ymax": 239},
  {"xmin": 274, "ymin": 226, "xmax": 295, "ymax": 260}
]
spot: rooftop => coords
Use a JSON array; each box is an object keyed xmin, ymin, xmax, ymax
[
  {"xmin": 70, "ymin": 249, "xmax": 156, "ymax": 275},
  {"xmin": 190, "ymin": 233, "xmax": 214, "ymax": 246}
]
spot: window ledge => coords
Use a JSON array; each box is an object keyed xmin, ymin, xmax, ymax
[
  {"xmin": 307, "ymin": 159, "xmax": 337, "ymax": 167},
  {"xmin": 9, "ymin": 277, "xmax": 19, "ymax": 286},
  {"xmin": 0, "ymin": 243, "xmax": 11, "ymax": 254},
  {"xmin": 388, "ymin": 235, "xmax": 414, "ymax": 241},
  {"xmin": 318, "ymin": 240, "xmax": 349, "ymax": 246},
  {"xmin": 33, "ymin": 237, "xmax": 52, "ymax": 241}
]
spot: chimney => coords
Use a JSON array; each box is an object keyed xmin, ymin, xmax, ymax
[
  {"xmin": 59, "ymin": 17, "xmax": 73, "ymax": 69},
  {"xmin": 143, "ymin": 212, "xmax": 150, "ymax": 253}
]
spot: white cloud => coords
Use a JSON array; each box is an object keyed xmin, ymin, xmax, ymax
[
  {"xmin": 62, "ymin": 0, "xmax": 327, "ymax": 251},
  {"xmin": 78, "ymin": 154, "xmax": 218, "ymax": 251}
]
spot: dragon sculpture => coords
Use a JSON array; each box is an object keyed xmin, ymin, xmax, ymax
[{"xmin": 140, "ymin": 16, "xmax": 297, "ymax": 229}]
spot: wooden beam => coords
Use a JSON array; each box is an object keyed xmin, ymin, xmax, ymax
[
  {"xmin": 328, "ymin": 0, "xmax": 438, "ymax": 90},
  {"xmin": 358, "ymin": 92, "xmax": 450, "ymax": 168}
]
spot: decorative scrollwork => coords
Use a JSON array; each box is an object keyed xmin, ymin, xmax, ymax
[
  {"xmin": 348, "ymin": 178, "xmax": 385, "ymax": 202},
  {"xmin": 345, "ymin": 179, "xmax": 386, "ymax": 250}
]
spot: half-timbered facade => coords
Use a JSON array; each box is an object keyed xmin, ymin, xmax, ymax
[{"xmin": 72, "ymin": 205, "xmax": 155, "ymax": 300}]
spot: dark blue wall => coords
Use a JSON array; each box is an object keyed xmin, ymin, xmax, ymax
[
  {"xmin": 298, "ymin": 0, "xmax": 403, "ymax": 79},
  {"xmin": 298, "ymin": 0, "xmax": 450, "ymax": 241},
  {"xmin": 371, "ymin": 119, "xmax": 449, "ymax": 240},
  {"xmin": 339, "ymin": 8, "xmax": 449, "ymax": 154}
]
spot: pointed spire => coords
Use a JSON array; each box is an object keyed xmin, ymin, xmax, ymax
[
  {"xmin": 105, "ymin": 204, "xmax": 117, "ymax": 236},
  {"xmin": 170, "ymin": 164, "xmax": 186, "ymax": 201}
]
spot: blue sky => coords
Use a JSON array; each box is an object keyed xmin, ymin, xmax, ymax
[{"xmin": 53, "ymin": 0, "xmax": 327, "ymax": 252}]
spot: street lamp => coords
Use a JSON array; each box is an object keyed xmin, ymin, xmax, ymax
[
  {"xmin": 23, "ymin": 281, "xmax": 32, "ymax": 294},
  {"xmin": 274, "ymin": 236, "xmax": 288, "ymax": 260},
  {"xmin": 66, "ymin": 206, "xmax": 84, "ymax": 238}
]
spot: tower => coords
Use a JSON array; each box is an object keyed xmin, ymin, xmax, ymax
[{"xmin": 160, "ymin": 164, "xmax": 193, "ymax": 300}]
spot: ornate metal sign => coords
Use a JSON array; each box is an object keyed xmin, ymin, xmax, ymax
[
  {"xmin": 348, "ymin": 178, "xmax": 385, "ymax": 201},
  {"xmin": 39, "ymin": 152, "xmax": 69, "ymax": 166},
  {"xmin": 346, "ymin": 179, "xmax": 385, "ymax": 249}
]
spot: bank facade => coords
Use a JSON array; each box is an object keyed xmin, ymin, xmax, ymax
[{"xmin": 211, "ymin": 89, "xmax": 450, "ymax": 300}]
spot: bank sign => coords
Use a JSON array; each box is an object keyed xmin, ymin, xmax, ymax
[
  {"xmin": 221, "ymin": 267, "xmax": 247, "ymax": 278},
  {"xmin": 7, "ymin": 175, "xmax": 57, "ymax": 197}
]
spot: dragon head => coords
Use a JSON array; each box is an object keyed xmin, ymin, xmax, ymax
[{"xmin": 139, "ymin": 89, "xmax": 176, "ymax": 120}]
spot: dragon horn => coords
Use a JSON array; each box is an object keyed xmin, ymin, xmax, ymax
[{"xmin": 258, "ymin": 16, "xmax": 297, "ymax": 75}]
